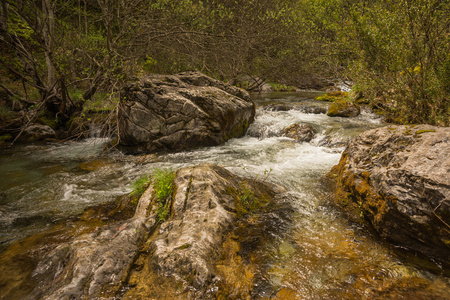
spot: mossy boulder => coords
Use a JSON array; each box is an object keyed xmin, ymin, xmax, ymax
[
  {"xmin": 328, "ymin": 125, "xmax": 450, "ymax": 266},
  {"xmin": 327, "ymin": 100, "xmax": 360, "ymax": 117},
  {"xmin": 117, "ymin": 71, "xmax": 255, "ymax": 154}
]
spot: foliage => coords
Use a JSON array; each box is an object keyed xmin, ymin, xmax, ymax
[
  {"xmin": 152, "ymin": 168, "xmax": 176, "ymax": 222},
  {"xmin": 129, "ymin": 168, "xmax": 175, "ymax": 219},
  {"xmin": 268, "ymin": 83, "xmax": 297, "ymax": 92},
  {"xmin": 0, "ymin": 0, "xmax": 448, "ymax": 129},
  {"xmin": 344, "ymin": 0, "xmax": 450, "ymax": 126},
  {"xmin": 315, "ymin": 91, "xmax": 349, "ymax": 102},
  {"xmin": 152, "ymin": 168, "xmax": 176, "ymax": 202},
  {"xmin": 233, "ymin": 168, "xmax": 273, "ymax": 216}
]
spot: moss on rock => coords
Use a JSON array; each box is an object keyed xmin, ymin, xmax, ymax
[
  {"xmin": 315, "ymin": 91, "xmax": 348, "ymax": 102},
  {"xmin": 327, "ymin": 100, "xmax": 361, "ymax": 117}
]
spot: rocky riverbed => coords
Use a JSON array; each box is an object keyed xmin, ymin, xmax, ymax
[{"xmin": 1, "ymin": 90, "xmax": 449, "ymax": 299}]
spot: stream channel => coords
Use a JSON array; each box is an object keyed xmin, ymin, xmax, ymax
[{"xmin": 1, "ymin": 91, "xmax": 449, "ymax": 298}]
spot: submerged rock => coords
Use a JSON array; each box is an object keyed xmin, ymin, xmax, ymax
[
  {"xmin": 26, "ymin": 164, "xmax": 293, "ymax": 299},
  {"xmin": 263, "ymin": 104, "xmax": 293, "ymax": 111},
  {"xmin": 327, "ymin": 100, "xmax": 360, "ymax": 117},
  {"xmin": 263, "ymin": 104, "xmax": 327, "ymax": 114},
  {"xmin": 328, "ymin": 125, "xmax": 450, "ymax": 265},
  {"xmin": 117, "ymin": 71, "xmax": 255, "ymax": 154},
  {"xmin": 246, "ymin": 123, "xmax": 279, "ymax": 139}
]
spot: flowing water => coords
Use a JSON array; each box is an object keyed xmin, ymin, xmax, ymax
[{"xmin": 0, "ymin": 92, "xmax": 449, "ymax": 298}]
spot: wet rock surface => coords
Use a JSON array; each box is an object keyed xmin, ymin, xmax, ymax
[
  {"xmin": 117, "ymin": 71, "xmax": 255, "ymax": 154},
  {"xmin": 329, "ymin": 125, "xmax": 450, "ymax": 265},
  {"xmin": 263, "ymin": 103, "xmax": 327, "ymax": 114},
  {"xmin": 281, "ymin": 123, "xmax": 317, "ymax": 142},
  {"xmin": 13, "ymin": 164, "xmax": 294, "ymax": 299}
]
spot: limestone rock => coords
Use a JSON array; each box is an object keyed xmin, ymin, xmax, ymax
[
  {"xmin": 118, "ymin": 71, "xmax": 255, "ymax": 153},
  {"xmin": 329, "ymin": 125, "xmax": 450, "ymax": 264},
  {"xmin": 327, "ymin": 100, "xmax": 360, "ymax": 117}
]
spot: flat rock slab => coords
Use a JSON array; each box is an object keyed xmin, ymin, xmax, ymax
[{"xmin": 118, "ymin": 71, "xmax": 255, "ymax": 153}]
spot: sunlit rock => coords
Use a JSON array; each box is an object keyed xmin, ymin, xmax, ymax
[
  {"xmin": 27, "ymin": 164, "xmax": 294, "ymax": 299},
  {"xmin": 328, "ymin": 125, "xmax": 450, "ymax": 265}
]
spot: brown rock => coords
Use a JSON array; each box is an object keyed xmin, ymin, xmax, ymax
[
  {"xmin": 328, "ymin": 125, "xmax": 450, "ymax": 265},
  {"xmin": 28, "ymin": 164, "xmax": 293, "ymax": 299},
  {"xmin": 281, "ymin": 123, "xmax": 317, "ymax": 142}
]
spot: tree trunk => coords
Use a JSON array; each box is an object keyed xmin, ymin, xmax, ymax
[
  {"xmin": 0, "ymin": 0, "xmax": 8, "ymax": 32},
  {"xmin": 42, "ymin": 0, "xmax": 56, "ymax": 88}
]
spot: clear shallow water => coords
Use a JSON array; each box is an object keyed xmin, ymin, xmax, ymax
[{"xmin": 1, "ymin": 92, "xmax": 449, "ymax": 298}]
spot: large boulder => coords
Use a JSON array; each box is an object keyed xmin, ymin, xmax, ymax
[
  {"xmin": 26, "ymin": 164, "xmax": 293, "ymax": 299},
  {"xmin": 118, "ymin": 71, "xmax": 255, "ymax": 153},
  {"xmin": 328, "ymin": 125, "xmax": 450, "ymax": 264}
]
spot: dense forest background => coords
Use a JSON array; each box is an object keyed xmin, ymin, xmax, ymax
[{"xmin": 0, "ymin": 0, "xmax": 449, "ymax": 141}]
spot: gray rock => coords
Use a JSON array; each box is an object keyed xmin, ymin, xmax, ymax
[
  {"xmin": 22, "ymin": 124, "xmax": 55, "ymax": 141},
  {"xmin": 294, "ymin": 105, "xmax": 327, "ymax": 114},
  {"xmin": 318, "ymin": 135, "xmax": 350, "ymax": 148},
  {"xmin": 246, "ymin": 123, "xmax": 279, "ymax": 139},
  {"xmin": 30, "ymin": 187, "xmax": 156, "ymax": 299},
  {"xmin": 263, "ymin": 104, "xmax": 294, "ymax": 111},
  {"xmin": 259, "ymin": 82, "xmax": 274, "ymax": 92},
  {"xmin": 329, "ymin": 125, "xmax": 450, "ymax": 264},
  {"xmin": 118, "ymin": 72, "xmax": 255, "ymax": 153}
]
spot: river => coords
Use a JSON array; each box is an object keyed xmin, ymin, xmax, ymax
[{"xmin": 0, "ymin": 91, "xmax": 449, "ymax": 298}]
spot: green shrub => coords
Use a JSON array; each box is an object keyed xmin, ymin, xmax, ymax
[
  {"xmin": 152, "ymin": 168, "xmax": 176, "ymax": 222},
  {"xmin": 131, "ymin": 174, "xmax": 151, "ymax": 197},
  {"xmin": 153, "ymin": 168, "xmax": 176, "ymax": 202},
  {"xmin": 345, "ymin": 0, "xmax": 450, "ymax": 126}
]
